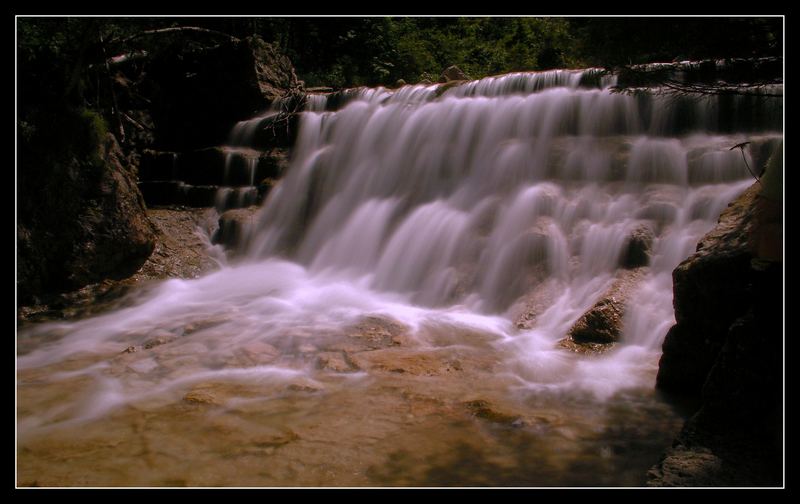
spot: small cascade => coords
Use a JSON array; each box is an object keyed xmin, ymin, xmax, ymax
[{"xmin": 137, "ymin": 96, "xmax": 290, "ymax": 211}]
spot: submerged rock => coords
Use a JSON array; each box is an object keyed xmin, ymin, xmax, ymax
[
  {"xmin": 556, "ymin": 337, "xmax": 615, "ymax": 355},
  {"xmin": 512, "ymin": 278, "xmax": 562, "ymax": 330},
  {"xmin": 183, "ymin": 389, "xmax": 220, "ymax": 405}
]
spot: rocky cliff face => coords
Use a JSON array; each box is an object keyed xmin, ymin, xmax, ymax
[{"xmin": 649, "ymin": 182, "xmax": 783, "ymax": 486}]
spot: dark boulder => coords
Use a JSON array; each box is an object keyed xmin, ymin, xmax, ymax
[{"xmin": 18, "ymin": 133, "xmax": 157, "ymax": 304}]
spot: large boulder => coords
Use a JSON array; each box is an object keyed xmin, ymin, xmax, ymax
[{"xmin": 18, "ymin": 133, "xmax": 157, "ymax": 304}]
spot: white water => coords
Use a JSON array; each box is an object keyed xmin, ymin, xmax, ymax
[{"xmin": 18, "ymin": 69, "xmax": 782, "ymax": 434}]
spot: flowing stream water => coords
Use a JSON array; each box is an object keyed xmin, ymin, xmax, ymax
[{"xmin": 17, "ymin": 68, "xmax": 782, "ymax": 486}]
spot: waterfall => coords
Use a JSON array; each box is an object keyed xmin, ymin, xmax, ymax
[
  {"xmin": 18, "ymin": 67, "xmax": 782, "ymax": 434},
  {"xmin": 246, "ymin": 72, "xmax": 780, "ymax": 330}
]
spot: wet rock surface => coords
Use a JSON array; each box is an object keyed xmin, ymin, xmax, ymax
[{"xmin": 566, "ymin": 267, "xmax": 648, "ymax": 347}]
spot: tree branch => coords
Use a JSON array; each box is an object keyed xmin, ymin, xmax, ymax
[{"xmin": 114, "ymin": 26, "xmax": 240, "ymax": 45}]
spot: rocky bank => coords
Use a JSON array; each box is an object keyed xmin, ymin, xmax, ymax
[
  {"xmin": 649, "ymin": 181, "xmax": 783, "ymax": 486},
  {"xmin": 18, "ymin": 32, "xmax": 300, "ymax": 308}
]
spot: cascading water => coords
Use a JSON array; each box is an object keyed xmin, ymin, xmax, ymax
[{"xmin": 17, "ymin": 67, "xmax": 782, "ymax": 486}]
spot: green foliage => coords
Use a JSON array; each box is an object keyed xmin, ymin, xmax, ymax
[
  {"xmin": 17, "ymin": 16, "xmax": 783, "ymax": 92},
  {"xmin": 252, "ymin": 17, "xmax": 580, "ymax": 88}
]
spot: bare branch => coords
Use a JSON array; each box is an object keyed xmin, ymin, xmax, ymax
[{"xmin": 114, "ymin": 26, "xmax": 240, "ymax": 45}]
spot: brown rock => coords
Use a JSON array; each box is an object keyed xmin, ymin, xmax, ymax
[
  {"xmin": 183, "ymin": 389, "xmax": 219, "ymax": 405},
  {"xmin": 438, "ymin": 65, "xmax": 468, "ymax": 83},
  {"xmin": 512, "ymin": 278, "xmax": 561, "ymax": 330},
  {"xmin": 239, "ymin": 341, "xmax": 280, "ymax": 364},
  {"xmin": 143, "ymin": 333, "xmax": 174, "ymax": 349},
  {"xmin": 653, "ymin": 181, "xmax": 782, "ymax": 487},
  {"xmin": 316, "ymin": 352, "xmax": 358, "ymax": 372},
  {"xmin": 344, "ymin": 315, "xmax": 410, "ymax": 350},
  {"xmin": 566, "ymin": 267, "xmax": 647, "ymax": 345},
  {"xmin": 556, "ymin": 337, "xmax": 615, "ymax": 355}
]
